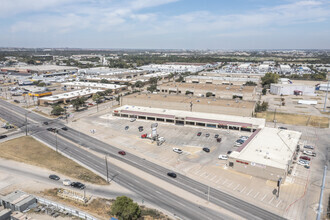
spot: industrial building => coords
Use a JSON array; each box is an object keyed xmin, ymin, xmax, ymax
[
  {"xmin": 184, "ymin": 75, "xmax": 259, "ymax": 86},
  {"xmin": 227, "ymin": 127, "xmax": 301, "ymax": 181},
  {"xmin": 0, "ymin": 191, "xmax": 36, "ymax": 212},
  {"xmin": 1, "ymin": 65, "xmax": 78, "ymax": 75},
  {"xmin": 38, "ymin": 88, "xmax": 103, "ymax": 106},
  {"xmin": 139, "ymin": 63, "xmax": 210, "ymax": 73},
  {"xmin": 113, "ymin": 105, "xmax": 265, "ymax": 132},
  {"xmin": 121, "ymin": 94, "xmax": 256, "ymax": 117},
  {"xmin": 61, "ymin": 82, "xmax": 127, "ymax": 93},
  {"xmin": 270, "ymin": 84, "xmax": 315, "ymax": 96},
  {"xmin": 157, "ymin": 82, "xmax": 257, "ymax": 100}
]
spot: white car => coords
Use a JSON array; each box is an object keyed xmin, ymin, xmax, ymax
[
  {"xmin": 173, "ymin": 148, "xmax": 183, "ymax": 154},
  {"xmin": 303, "ymin": 150, "xmax": 316, "ymax": 157},
  {"xmin": 297, "ymin": 159, "xmax": 309, "ymax": 166},
  {"xmin": 130, "ymin": 118, "xmax": 136, "ymax": 122},
  {"xmin": 62, "ymin": 179, "xmax": 71, "ymax": 186},
  {"xmin": 239, "ymin": 136, "xmax": 249, "ymax": 141},
  {"xmin": 218, "ymin": 154, "xmax": 228, "ymax": 160}
]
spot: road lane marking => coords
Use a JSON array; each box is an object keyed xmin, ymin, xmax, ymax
[{"xmin": 247, "ymin": 189, "xmax": 253, "ymax": 196}]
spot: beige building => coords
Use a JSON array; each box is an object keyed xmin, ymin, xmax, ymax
[
  {"xmin": 121, "ymin": 93, "xmax": 256, "ymax": 117},
  {"xmin": 184, "ymin": 75, "xmax": 259, "ymax": 86},
  {"xmin": 227, "ymin": 127, "xmax": 301, "ymax": 181},
  {"xmin": 113, "ymin": 105, "xmax": 265, "ymax": 132},
  {"xmin": 157, "ymin": 82, "xmax": 256, "ymax": 100}
]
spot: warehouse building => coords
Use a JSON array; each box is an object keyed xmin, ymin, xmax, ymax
[
  {"xmin": 184, "ymin": 75, "xmax": 259, "ymax": 86},
  {"xmin": 121, "ymin": 94, "xmax": 256, "ymax": 117},
  {"xmin": 113, "ymin": 105, "xmax": 265, "ymax": 132},
  {"xmin": 157, "ymin": 82, "xmax": 256, "ymax": 100},
  {"xmin": 270, "ymin": 84, "xmax": 315, "ymax": 96},
  {"xmin": 227, "ymin": 127, "xmax": 301, "ymax": 181},
  {"xmin": 39, "ymin": 88, "xmax": 103, "ymax": 106},
  {"xmin": 61, "ymin": 82, "xmax": 127, "ymax": 93},
  {"xmin": 139, "ymin": 63, "xmax": 210, "ymax": 73},
  {"xmin": 0, "ymin": 191, "xmax": 36, "ymax": 212}
]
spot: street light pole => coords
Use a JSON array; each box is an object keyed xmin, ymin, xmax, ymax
[
  {"xmin": 105, "ymin": 155, "xmax": 109, "ymax": 182},
  {"xmin": 25, "ymin": 112, "xmax": 30, "ymax": 136},
  {"xmin": 55, "ymin": 130, "xmax": 58, "ymax": 153}
]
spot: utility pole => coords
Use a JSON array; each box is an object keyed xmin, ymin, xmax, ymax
[
  {"xmin": 273, "ymin": 108, "xmax": 277, "ymax": 128},
  {"xmin": 316, "ymin": 165, "xmax": 327, "ymax": 220},
  {"xmin": 105, "ymin": 155, "xmax": 109, "ymax": 182},
  {"xmin": 323, "ymin": 78, "xmax": 329, "ymax": 112},
  {"xmin": 55, "ymin": 130, "xmax": 58, "ymax": 153},
  {"xmin": 25, "ymin": 112, "xmax": 29, "ymax": 136},
  {"xmin": 277, "ymin": 177, "xmax": 282, "ymax": 198}
]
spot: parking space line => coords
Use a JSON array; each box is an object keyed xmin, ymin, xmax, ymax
[
  {"xmin": 254, "ymin": 192, "xmax": 260, "ymax": 199},
  {"xmin": 215, "ymin": 179, "xmax": 221, "ymax": 184},
  {"xmin": 240, "ymin": 186, "xmax": 246, "ymax": 193},
  {"xmin": 195, "ymin": 170, "xmax": 202, "ymax": 175},
  {"xmin": 210, "ymin": 175, "xmax": 217, "ymax": 181},
  {"xmin": 233, "ymin": 184, "xmax": 240, "ymax": 191},
  {"xmin": 247, "ymin": 189, "xmax": 253, "ymax": 196},
  {"xmin": 227, "ymin": 182, "xmax": 233, "ymax": 188},
  {"xmin": 276, "ymin": 200, "xmax": 282, "ymax": 208},
  {"xmin": 268, "ymin": 197, "xmax": 274, "ymax": 204},
  {"xmin": 261, "ymin": 194, "xmax": 267, "ymax": 201},
  {"xmin": 204, "ymin": 173, "xmax": 210, "ymax": 178},
  {"xmin": 200, "ymin": 172, "xmax": 206, "ymax": 177},
  {"xmin": 222, "ymin": 179, "xmax": 227, "ymax": 185}
]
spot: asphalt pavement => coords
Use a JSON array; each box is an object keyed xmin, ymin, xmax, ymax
[{"xmin": 0, "ymin": 99, "xmax": 285, "ymax": 220}]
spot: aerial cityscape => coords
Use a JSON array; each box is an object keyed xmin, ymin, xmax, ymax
[{"xmin": 0, "ymin": 1, "xmax": 329, "ymax": 220}]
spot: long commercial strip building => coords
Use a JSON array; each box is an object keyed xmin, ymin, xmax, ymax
[
  {"xmin": 121, "ymin": 93, "xmax": 256, "ymax": 117},
  {"xmin": 184, "ymin": 75, "xmax": 260, "ymax": 86},
  {"xmin": 61, "ymin": 82, "xmax": 127, "ymax": 92},
  {"xmin": 113, "ymin": 105, "xmax": 265, "ymax": 132},
  {"xmin": 228, "ymin": 127, "xmax": 301, "ymax": 181}
]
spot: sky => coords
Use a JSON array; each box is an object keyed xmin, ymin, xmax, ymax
[{"xmin": 1, "ymin": 0, "xmax": 330, "ymax": 49}]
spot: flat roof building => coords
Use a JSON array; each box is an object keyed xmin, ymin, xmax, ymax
[
  {"xmin": 270, "ymin": 84, "xmax": 315, "ymax": 96},
  {"xmin": 113, "ymin": 105, "xmax": 265, "ymax": 132},
  {"xmin": 61, "ymin": 82, "xmax": 127, "ymax": 92},
  {"xmin": 227, "ymin": 127, "xmax": 301, "ymax": 181},
  {"xmin": 0, "ymin": 191, "xmax": 36, "ymax": 212},
  {"xmin": 157, "ymin": 82, "xmax": 256, "ymax": 100},
  {"xmin": 184, "ymin": 75, "xmax": 259, "ymax": 86},
  {"xmin": 39, "ymin": 88, "xmax": 103, "ymax": 106},
  {"xmin": 121, "ymin": 93, "xmax": 256, "ymax": 117}
]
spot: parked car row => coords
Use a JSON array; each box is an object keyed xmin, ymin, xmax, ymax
[
  {"xmin": 234, "ymin": 136, "xmax": 249, "ymax": 147},
  {"xmin": 197, "ymin": 132, "xmax": 221, "ymax": 142},
  {"xmin": 49, "ymin": 174, "xmax": 85, "ymax": 189},
  {"xmin": 297, "ymin": 145, "xmax": 316, "ymax": 169},
  {"xmin": 0, "ymin": 135, "xmax": 8, "ymax": 139}
]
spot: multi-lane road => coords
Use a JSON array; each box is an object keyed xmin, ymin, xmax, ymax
[{"xmin": 0, "ymin": 99, "xmax": 285, "ymax": 220}]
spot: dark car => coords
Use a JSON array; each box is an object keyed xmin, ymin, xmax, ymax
[
  {"xmin": 125, "ymin": 126, "xmax": 129, "ymax": 130},
  {"xmin": 278, "ymin": 127, "xmax": 287, "ymax": 130},
  {"xmin": 71, "ymin": 182, "xmax": 85, "ymax": 189},
  {"xmin": 138, "ymin": 126, "xmax": 143, "ymax": 132},
  {"xmin": 167, "ymin": 172, "xmax": 177, "ymax": 178},
  {"xmin": 43, "ymin": 122, "xmax": 49, "ymax": 125},
  {"xmin": 49, "ymin": 174, "xmax": 60, "ymax": 181},
  {"xmin": 205, "ymin": 133, "xmax": 210, "ymax": 137},
  {"xmin": 47, "ymin": 128, "xmax": 57, "ymax": 132},
  {"xmin": 299, "ymin": 156, "xmax": 311, "ymax": 161},
  {"xmin": 304, "ymin": 145, "xmax": 314, "ymax": 150},
  {"xmin": 203, "ymin": 148, "xmax": 210, "ymax": 153},
  {"xmin": 216, "ymin": 138, "xmax": 222, "ymax": 143},
  {"xmin": 227, "ymin": 151, "xmax": 232, "ymax": 155},
  {"xmin": 214, "ymin": 134, "xmax": 219, "ymax": 138},
  {"xmin": 0, "ymin": 135, "xmax": 8, "ymax": 139},
  {"xmin": 197, "ymin": 132, "xmax": 202, "ymax": 136},
  {"xmin": 118, "ymin": 151, "xmax": 126, "ymax": 155},
  {"xmin": 61, "ymin": 127, "xmax": 68, "ymax": 131},
  {"xmin": 13, "ymin": 100, "xmax": 20, "ymax": 103}
]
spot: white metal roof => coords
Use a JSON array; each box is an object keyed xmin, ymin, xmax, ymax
[
  {"xmin": 39, "ymin": 89, "xmax": 103, "ymax": 101},
  {"xmin": 230, "ymin": 127, "xmax": 301, "ymax": 170},
  {"xmin": 114, "ymin": 105, "xmax": 265, "ymax": 128},
  {"xmin": 61, "ymin": 82, "xmax": 126, "ymax": 90}
]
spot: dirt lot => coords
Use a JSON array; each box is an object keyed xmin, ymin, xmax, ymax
[
  {"xmin": 256, "ymin": 111, "xmax": 329, "ymax": 128},
  {"xmin": 0, "ymin": 136, "xmax": 106, "ymax": 185}
]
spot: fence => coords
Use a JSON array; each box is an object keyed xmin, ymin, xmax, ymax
[{"xmin": 36, "ymin": 197, "xmax": 98, "ymax": 220}]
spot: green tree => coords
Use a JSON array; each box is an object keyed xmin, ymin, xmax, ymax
[
  {"xmin": 51, "ymin": 105, "xmax": 65, "ymax": 115},
  {"xmin": 111, "ymin": 196, "xmax": 141, "ymax": 220},
  {"xmin": 92, "ymin": 93, "xmax": 102, "ymax": 103},
  {"xmin": 147, "ymin": 84, "xmax": 157, "ymax": 93},
  {"xmin": 262, "ymin": 88, "xmax": 267, "ymax": 95},
  {"xmin": 100, "ymin": 79, "xmax": 110, "ymax": 84},
  {"xmin": 104, "ymin": 89, "xmax": 113, "ymax": 95},
  {"xmin": 244, "ymin": 81, "xmax": 257, "ymax": 86},
  {"xmin": 134, "ymin": 81, "xmax": 144, "ymax": 88},
  {"xmin": 261, "ymin": 72, "xmax": 279, "ymax": 87},
  {"xmin": 255, "ymin": 101, "xmax": 269, "ymax": 112},
  {"xmin": 176, "ymin": 75, "xmax": 184, "ymax": 82},
  {"xmin": 149, "ymin": 77, "xmax": 158, "ymax": 85},
  {"xmin": 71, "ymin": 97, "xmax": 85, "ymax": 111},
  {"xmin": 206, "ymin": 92, "xmax": 213, "ymax": 97}
]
